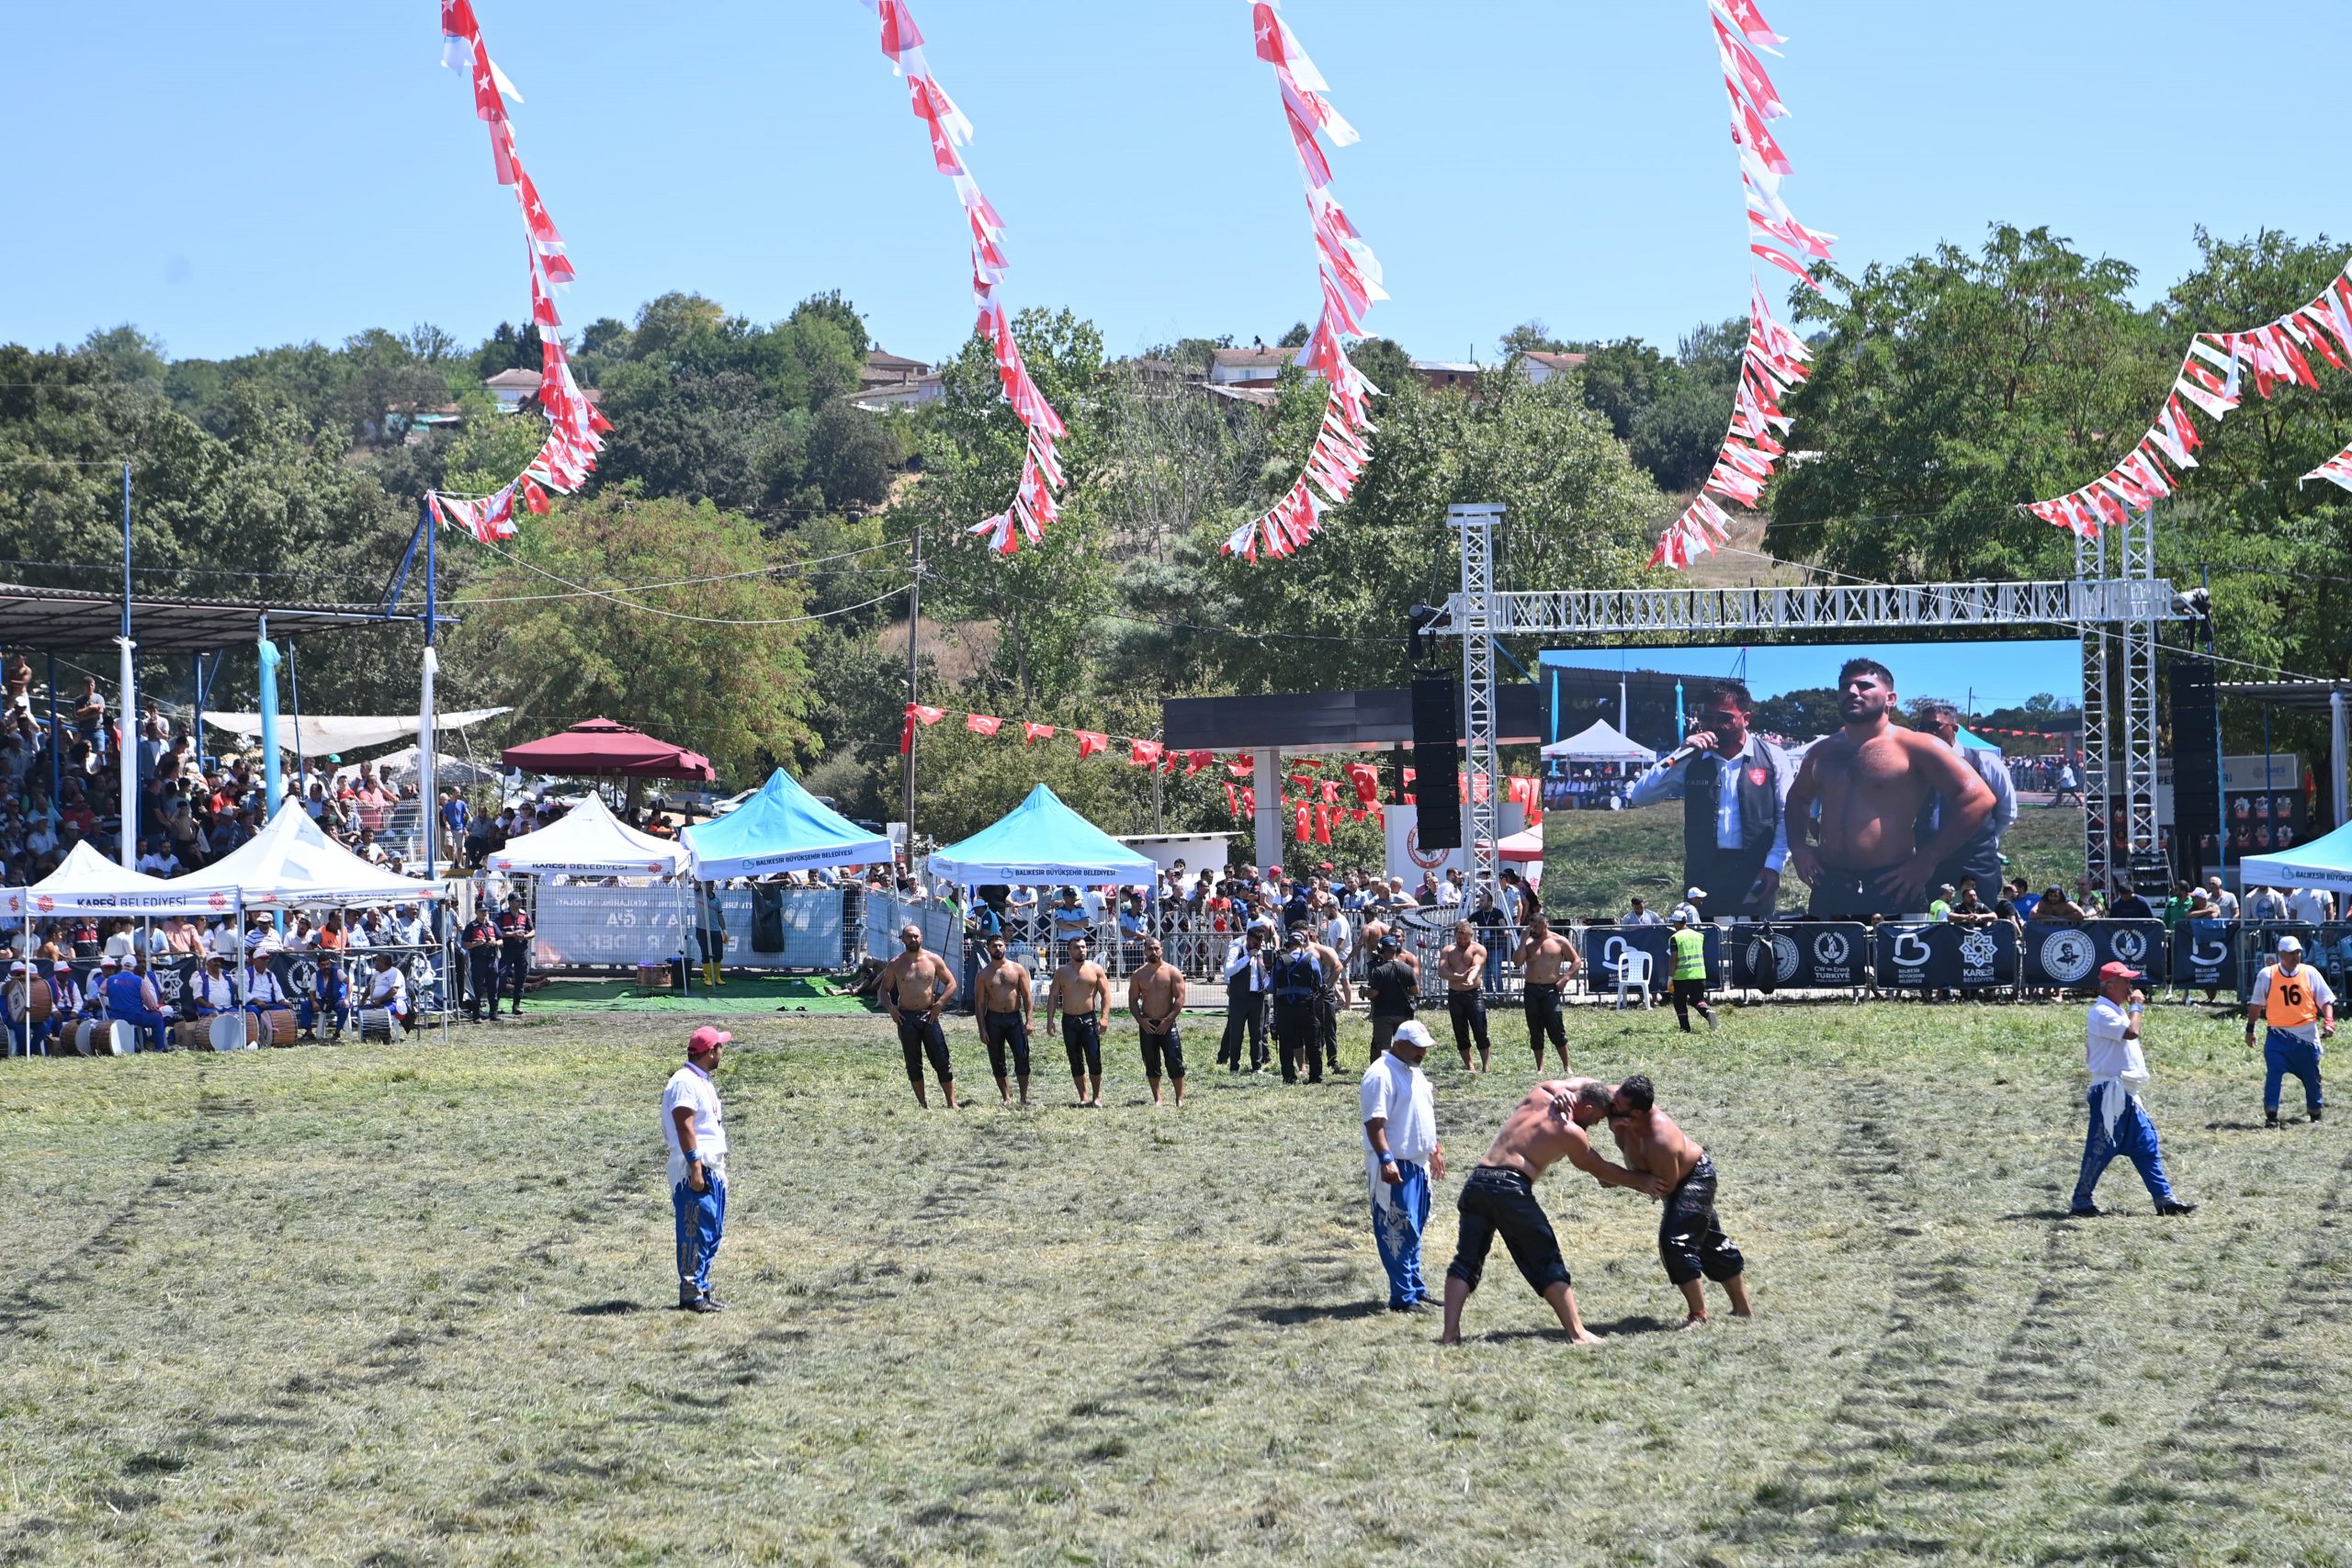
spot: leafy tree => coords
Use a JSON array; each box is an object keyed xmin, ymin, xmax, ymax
[
  {"xmin": 447, "ymin": 491, "xmax": 818, "ymax": 782},
  {"xmin": 1277, "ymin": 321, "xmax": 1311, "ymax": 349},
  {"xmin": 1499, "ymin": 320, "xmax": 1566, "ymax": 355},
  {"xmin": 1629, "ymin": 378, "xmax": 1730, "ymax": 492},
  {"xmin": 1575, "ymin": 339, "xmax": 1669, "ymax": 441},
  {"xmin": 801, "ymin": 399, "xmax": 905, "ymax": 513},
  {"xmin": 1349, "ymin": 336, "xmax": 1414, "ymax": 396}
]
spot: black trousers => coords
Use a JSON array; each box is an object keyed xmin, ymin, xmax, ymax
[
  {"xmin": 1317, "ymin": 991, "xmax": 1340, "ymax": 1069},
  {"xmin": 500, "ymin": 942, "xmax": 529, "ymax": 1007},
  {"xmin": 1220, "ymin": 987, "xmax": 1266, "ymax": 1068},
  {"xmin": 467, "ymin": 950, "xmax": 500, "ymax": 1017},
  {"xmin": 896, "ymin": 1014, "xmax": 953, "ymax": 1087},
  {"xmin": 1139, "ymin": 1027, "xmax": 1184, "ymax": 1081},
  {"xmin": 1446, "ymin": 1166, "xmax": 1571, "ymax": 1295},
  {"xmin": 1671, "ymin": 977, "xmax": 1713, "ymax": 1031},
  {"xmin": 981, "ymin": 1010, "xmax": 1031, "ymax": 1080},
  {"xmin": 1447, "ymin": 991, "xmax": 1491, "ymax": 1058},
  {"xmin": 1061, "ymin": 1015, "xmax": 1102, "ymax": 1081},
  {"xmin": 1659, "ymin": 1156, "xmax": 1744, "ymax": 1286},
  {"xmin": 1523, "ymin": 983, "xmax": 1566, "ymax": 1057},
  {"xmin": 1273, "ymin": 1001, "xmax": 1321, "ymax": 1083},
  {"xmin": 1689, "ymin": 843, "xmax": 1774, "ymax": 919}
]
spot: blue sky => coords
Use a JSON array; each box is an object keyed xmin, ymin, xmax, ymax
[
  {"xmin": 1539, "ymin": 639, "xmax": 2080, "ymax": 713},
  {"xmin": 2, "ymin": 1, "xmax": 2344, "ymax": 366}
]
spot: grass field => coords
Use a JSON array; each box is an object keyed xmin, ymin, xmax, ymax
[
  {"xmin": 2, "ymin": 999, "xmax": 2345, "ymax": 1567},
  {"xmin": 1540, "ymin": 797, "xmax": 2087, "ymax": 919}
]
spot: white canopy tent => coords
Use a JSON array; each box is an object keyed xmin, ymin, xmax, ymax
[
  {"xmin": 1540, "ymin": 719, "xmax": 1656, "ymax": 763},
  {"xmin": 6, "ymin": 841, "xmax": 229, "ymax": 918},
  {"xmin": 485, "ymin": 793, "xmax": 687, "ymax": 879},
  {"xmin": 169, "ymin": 802, "xmax": 450, "ymax": 909}
]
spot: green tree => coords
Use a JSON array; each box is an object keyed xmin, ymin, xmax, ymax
[{"xmin": 447, "ymin": 491, "xmax": 819, "ymax": 782}]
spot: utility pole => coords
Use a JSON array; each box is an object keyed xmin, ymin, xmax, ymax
[{"xmin": 902, "ymin": 520, "xmax": 921, "ymax": 872}]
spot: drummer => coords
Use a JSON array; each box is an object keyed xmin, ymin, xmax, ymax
[
  {"xmin": 3, "ymin": 961, "xmax": 41, "ymax": 1055},
  {"xmin": 51, "ymin": 961, "xmax": 89, "ymax": 1049},
  {"xmin": 188, "ymin": 953, "xmax": 239, "ymax": 1021},
  {"xmin": 243, "ymin": 950, "xmax": 294, "ymax": 1026},
  {"xmin": 364, "ymin": 951, "xmax": 412, "ymax": 1036},
  {"xmin": 102, "ymin": 955, "xmax": 175, "ymax": 1054}
]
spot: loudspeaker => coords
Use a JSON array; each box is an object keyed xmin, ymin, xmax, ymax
[
  {"xmin": 2170, "ymin": 655, "xmax": 2219, "ymax": 880},
  {"xmin": 1410, "ymin": 677, "xmax": 1461, "ymax": 850}
]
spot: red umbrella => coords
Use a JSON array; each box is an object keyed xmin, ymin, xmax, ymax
[{"xmin": 502, "ymin": 717, "xmax": 716, "ymax": 781}]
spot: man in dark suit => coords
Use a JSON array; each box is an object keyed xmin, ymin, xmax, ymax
[{"xmin": 1625, "ymin": 680, "xmax": 1793, "ymax": 919}]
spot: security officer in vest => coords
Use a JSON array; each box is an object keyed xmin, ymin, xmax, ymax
[
  {"xmin": 1271, "ymin": 926, "xmax": 1328, "ymax": 1085},
  {"xmin": 462, "ymin": 905, "xmax": 502, "ymax": 1022},
  {"xmin": 1668, "ymin": 910, "xmax": 1716, "ymax": 1033},
  {"xmin": 1626, "ymin": 679, "xmax": 1792, "ymax": 919},
  {"xmin": 1919, "ymin": 703, "xmax": 2017, "ymax": 901}
]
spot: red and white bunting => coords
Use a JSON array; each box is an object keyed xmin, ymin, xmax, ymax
[
  {"xmin": 860, "ymin": 1, "xmax": 1068, "ymax": 558},
  {"xmin": 1225, "ymin": 1, "xmax": 1386, "ymax": 565},
  {"xmin": 2025, "ymin": 262, "xmax": 2352, "ymax": 525},
  {"xmin": 429, "ymin": 2, "xmax": 606, "ymax": 534},
  {"xmin": 1654, "ymin": 0, "xmax": 1830, "ymax": 573}
]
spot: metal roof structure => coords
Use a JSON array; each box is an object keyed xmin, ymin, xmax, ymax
[{"xmin": 0, "ymin": 582, "xmax": 437, "ymax": 652}]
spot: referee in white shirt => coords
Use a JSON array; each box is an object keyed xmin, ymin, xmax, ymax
[
  {"xmin": 1361, "ymin": 1020, "xmax": 1445, "ymax": 1312},
  {"xmin": 663, "ymin": 1025, "xmax": 732, "ymax": 1313}
]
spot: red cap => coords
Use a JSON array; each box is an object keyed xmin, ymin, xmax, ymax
[
  {"xmin": 687, "ymin": 1025, "xmax": 733, "ymax": 1055},
  {"xmin": 2097, "ymin": 961, "xmax": 2144, "ymax": 983}
]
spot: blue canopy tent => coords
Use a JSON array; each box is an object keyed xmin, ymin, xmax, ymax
[
  {"xmin": 681, "ymin": 769, "xmax": 893, "ymax": 880},
  {"xmin": 1950, "ymin": 725, "xmax": 2002, "ymax": 751},
  {"xmin": 927, "ymin": 785, "xmax": 1157, "ymax": 886},
  {"xmin": 2239, "ymin": 818, "xmax": 2352, "ymax": 897}
]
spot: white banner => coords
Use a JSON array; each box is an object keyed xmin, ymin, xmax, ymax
[
  {"xmin": 1380, "ymin": 802, "xmax": 1529, "ymax": 886},
  {"xmin": 533, "ymin": 886, "xmax": 847, "ymax": 970}
]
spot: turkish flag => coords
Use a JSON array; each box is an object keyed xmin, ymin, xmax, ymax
[
  {"xmin": 966, "ymin": 714, "xmax": 1001, "ymax": 737},
  {"xmin": 1076, "ymin": 731, "xmax": 1108, "ymax": 761},
  {"xmin": 1022, "ymin": 722, "xmax": 1054, "ymax": 745},
  {"xmin": 1185, "ymin": 750, "xmax": 1213, "ymax": 775},
  {"xmin": 909, "ymin": 704, "xmax": 946, "ymax": 728},
  {"xmin": 1295, "ymin": 804, "xmax": 1311, "ymax": 842},
  {"xmin": 876, "ymin": 0, "xmax": 924, "ymax": 62},
  {"xmin": 1314, "ymin": 806, "xmax": 1332, "ymax": 845},
  {"xmin": 1345, "ymin": 762, "xmax": 1379, "ymax": 805},
  {"xmin": 1225, "ymin": 783, "xmax": 1240, "ymax": 818},
  {"xmin": 1130, "ymin": 739, "xmax": 1165, "ymax": 768},
  {"xmin": 1227, "ymin": 755, "xmax": 1254, "ymax": 777}
]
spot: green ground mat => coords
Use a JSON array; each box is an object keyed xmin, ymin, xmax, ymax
[{"xmin": 526, "ymin": 974, "xmax": 872, "ymax": 1015}]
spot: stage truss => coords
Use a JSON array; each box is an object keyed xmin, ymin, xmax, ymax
[{"xmin": 1426, "ymin": 504, "xmax": 2185, "ymax": 896}]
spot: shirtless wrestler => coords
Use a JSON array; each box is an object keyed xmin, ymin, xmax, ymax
[
  {"xmin": 1126, "ymin": 936, "xmax": 1188, "ymax": 1107},
  {"xmin": 1604, "ymin": 1074, "xmax": 1752, "ymax": 1326},
  {"xmin": 974, "ymin": 933, "xmax": 1034, "ymax": 1106},
  {"xmin": 1785, "ymin": 658, "xmax": 1994, "ymax": 918},
  {"xmin": 1437, "ymin": 1075, "xmax": 1666, "ymax": 1348},
  {"xmin": 1046, "ymin": 936, "xmax": 1112, "ymax": 1108},
  {"xmin": 1439, "ymin": 920, "xmax": 1491, "ymax": 1073},
  {"xmin": 1513, "ymin": 912, "xmax": 1581, "ymax": 1070},
  {"xmin": 881, "ymin": 924, "xmax": 959, "ymax": 1109}
]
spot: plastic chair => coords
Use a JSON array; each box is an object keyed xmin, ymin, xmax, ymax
[{"xmin": 1612, "ymin": 948, "xmax": 1654, "ymax": 1010}]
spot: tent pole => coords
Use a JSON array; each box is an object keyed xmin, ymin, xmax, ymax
[
  {"xmin": 420, "ymin": 500, "xmax": 438, "ymax": 884},
  {"xmin": 286, "ymin": 636, "xmax": 308, "ymax": 798},
  {"xmin": 117, "ymin": 462, "xmax": 137, "ymax": 874},
  {"xmin": 903, "ymin": 518, "xmax": 921, "ymax": 876},
  {"xmin": 47, "ymin": 652, "xmax": 62, "ymax": 811}
]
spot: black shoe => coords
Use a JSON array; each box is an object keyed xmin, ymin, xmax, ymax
[
  {"xmin": 1388, "ymin": 1300, "xmax": 1431, "ymax": 1314},
  {"xmin": 679, "ymin": 1289, "xmax": 718, "ymax": 1313},
  {"xmin": 699, "ymin": 1292, "xmax": 727, "ymax": 1312},
  {"xmin": 2267, "ymin": 1111, "xmax": 2281, "ymax": 1128},
  {"xmin": 2157, "ymin": 1201, "xmax": 2198, "ymax": 1216},
  {"xmin": 2067, "ymin": 1205, "xmax": 2105, "ymax": 1218},
  {"xmin": 2311, "ymin": 1107, "xmax": 2324, "ymax": 1123}
]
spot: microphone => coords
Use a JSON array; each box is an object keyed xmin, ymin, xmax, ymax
[{"xmin": 1660, "ymin": 739, "xmax": 1705, "ymax": 768}]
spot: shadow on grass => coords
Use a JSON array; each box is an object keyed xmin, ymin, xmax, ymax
[
  {"xmin": 1998, "ymin": 1207, "xmax": 2086, "ymax": 1222},
  {"xmin": 1478, "ymin": 1313, "xmax": 1679, "ymax": 1340},
  {"xmin": 569, "ymin": 1299, "xmax": 648, "ymax": 1316},
  {"xmin": 1246, "ymin": 1299, "xmax": 1387, "ymax": 1325}
]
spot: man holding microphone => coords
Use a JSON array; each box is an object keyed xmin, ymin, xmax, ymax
[
  {"xmin": 663, "ymin": 1025, "xmax": 733, "ymax": 1314},
  {"xmin": 2070, "ymin": 961, "xmax": 2198, "ymax": 1219},
  {"xmin": 1625, "ymin": 680, "xmax": 1793, "ymax": 919}
]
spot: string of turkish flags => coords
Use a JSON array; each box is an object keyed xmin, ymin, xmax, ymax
[
  {"xmin": 2022, "ymin": 260, "xmax": 2352, "ymax": 533},
  {"xmin": 900, "ymin": 702, "xmax": 1542, "ymax": 831},
  {"xmin": 862, "ymin": 0, "xmax": 1069, "ymax": 557},
  {"xmin": 1652, "ymin": 0, "xmax": 1832, "ymax": 572},
  {"xmin": 426, "ymin": 1, "xmax": 609, "ymax": 546},
  {"xmin": 1222, "ymin": 1, "xmax": 1385, "ymax": 564}
]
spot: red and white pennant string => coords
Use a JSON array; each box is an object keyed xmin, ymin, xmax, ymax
[
  {"xmin": 1653, "ymin": 0, "xmax": 1831, "ymax": 572},
  {"xmin": 2024, "ymin": 260, "xmax": 2352, "ymax": 534},
  {"xmin": 863, "ymin": 0, "xmax": 1069, "ymax": 557},
  {"xmin": 426, "ymin": 0, "xmax": 610, "ymax": 546},
  {"xmin": 1222, "ymin": 1, "xmax": 1385, "ymax": 564}
]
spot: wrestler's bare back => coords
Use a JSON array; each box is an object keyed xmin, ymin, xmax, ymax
[{"xmin": 1478, "ymin": 1077, "xmax": 1606, "ymax": 1179}]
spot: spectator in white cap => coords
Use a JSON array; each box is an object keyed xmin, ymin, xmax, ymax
[
  {"xmin": 1360, "ymin": 1019, "xmax": 1444, "ymax": 1312},
  {"xmin": 1672, "ymin": 887, "xmax": 1707, "ymax": 927},
  {"xmin": 2245, "ymin": 935, "xmax": 2334, "ymax": 1128}
]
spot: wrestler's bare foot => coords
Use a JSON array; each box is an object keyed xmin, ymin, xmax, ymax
[
  {"xmin": 1732, "ymin": 1306, "xmax": 1755, "ymax": 1317},
  {"xmin": 1674, "ymin": 1314, "xmax": 1708, "ymax": 1331},
  {"xmin": 1437, "ymin": 1332, "xmax": 1462, "ymax": 1347},
  {"xmin": 1566, "ymin": 1328, "xmax": 1606, "ymax": 1347}
]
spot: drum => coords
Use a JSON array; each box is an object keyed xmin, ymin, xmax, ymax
[
  {"xmin": 172, "ymin": 1016, "xmax": 213, "ymax": 1052},
  {"xmin": 72, "ymin": 1018, "xmax": 101, "ymax": 1056},
  {"xmin": 24, "ymin": 982, "xmax": 52, "ymax": 1025},
  {"xmin": 358, "ymin": 1008, "xmax": 396, "ymax": 1044},
  {"xmin": 635, "ymin": 962, "xmax": 673, "ymax": 991},
  {"xmin": 260, "ymin": 1006, "xmax": 299, "ymax": 1047},
  {"xmin": 208, "ymin": 1013, "xmax": 253, "ymax": 1053},
  {"xmin": 107, "ymin": 1020, "xmax": 140, "ymax": 1055}
]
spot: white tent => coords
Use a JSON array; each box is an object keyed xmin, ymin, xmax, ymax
[
  {"xmin": 4, "ymin": 841, "xmax": 226, "ymax": 918},
  {"xmin": 485, "ymin": 793, "xmax": 687, "ymax": 878},
  {"xmin": 346, "ymin": 746, "xmax": 506, "ymax": 788},
  {"xmin": 168, "ymin": 802, "xmax": 449, "ymax": 908},
  {"xmin": 1540, "ymin": 719, "xmax": 1656, "ymax": 763}
]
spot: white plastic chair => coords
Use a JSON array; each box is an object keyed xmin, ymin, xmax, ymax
[{"xmin": 1612, "ymin": 948, "xmax": 1654, "ymax": 1010}]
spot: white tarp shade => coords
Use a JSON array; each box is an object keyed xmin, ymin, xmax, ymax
[
  {"xmin": 205, "ymin": 707, "xmax": 509, "ymax": 755},
  {"xmin": 4, "ymin": 841, "xmax": 232, "ymax": 918},
  {"xmin": 167, "ymin": 801, "xmax": 450, "ymax": 908},
  {"xmin": 485, "ymin": 793, "xmax": 688, "ymax": 879},
  {"xmin": 349, "ymin": 746, "xmax": 507, "ymax": 787},
  {"xmin": 1540, "ymin": 719, "xmax": 1655, "ymax": 762}
]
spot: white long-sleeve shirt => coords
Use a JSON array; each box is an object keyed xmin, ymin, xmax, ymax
[
  {"xmin": 1625, "ymin": 734, "xmax": 1792, "ymax": 870},
  {"xmin": 1222, "ymin": 939, "xmax": 1269, "ymax": 990}
]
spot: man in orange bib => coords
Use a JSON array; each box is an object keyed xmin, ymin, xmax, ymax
[{"xmin": 2245, "ymin": 935, "xmax": 2334, "ymax": 1127}]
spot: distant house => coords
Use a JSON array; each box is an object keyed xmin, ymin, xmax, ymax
[
  {"xmin": 1515, "ymin": 350, "xmax": 1588, "ymax": 387},
  {"xmin": 484, "ymin": 367, "xmax": 542, "ymax": 412},
  {"xmin": 1207, "ymin": 346, "xmax": 1308, "ymax": 388},
  {"xmin": 854, "ymin": 347, "xmax": 941, "ymax": 412},
  {"xmin": 1410, "ymin": 360, "xmax": 1481, "ymax": 392}
]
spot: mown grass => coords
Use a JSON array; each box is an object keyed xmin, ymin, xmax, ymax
[
  {"xmin": 1542, "ymin": 797, "xmax": 2086, "ymax": 918},
  {"xmin": 0, "ymin": 998, "xmax": 2343, "ymax": 1566}
]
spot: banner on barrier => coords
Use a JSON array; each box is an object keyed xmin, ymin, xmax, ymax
[
  {"xmin": 1873, "ymin": 921, "xmax": 2018, "ymax": 990},
  {"xmin": 1582, "ymin": 925, "xmax": 1720, "ymax": 994},
  {"xmin": 1731, "ymin": 922, "xmax": 1871, "ymax": 989},
  {"xmin": 535, "ymin": 887, "xmax": 845, "ymax": 970},
  {"xmin": 2020, "ymin": 919, "xmax": 2166, "ymax": 990},
  {"xmin": 2170, "ymin": 919, "xmax": 2235, "ymax": 992}
]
